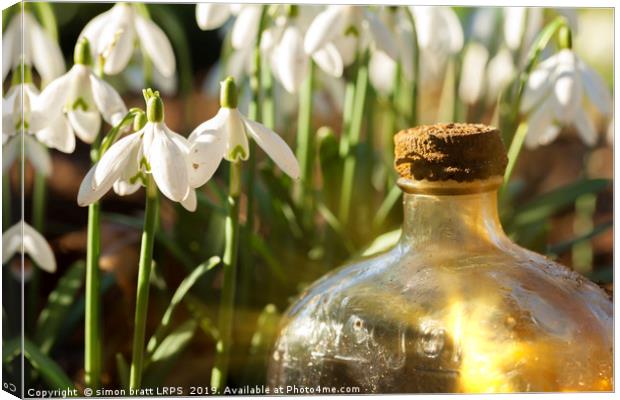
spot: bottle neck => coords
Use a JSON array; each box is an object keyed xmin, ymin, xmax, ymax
[{"xmin": 399, "ymin": 178, "xmax": 508, "ymax": 251}]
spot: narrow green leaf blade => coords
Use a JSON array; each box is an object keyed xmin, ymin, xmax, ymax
[
  {"xmin": 35, "ymin": 261, "xmax": 85, "ymax": 354},
  {"xmin": 23, "ymin": 338, "xmax": 73, "ymax": 391}
]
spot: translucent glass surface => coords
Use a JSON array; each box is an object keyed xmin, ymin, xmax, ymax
[{"xmin": 268, "ymin": 185, "xmax": 612, "ymax": 393}]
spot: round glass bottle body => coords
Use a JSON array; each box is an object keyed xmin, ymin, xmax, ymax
[{"xmin": 267, "ymin": 180, "xmax": 612, "ymax": 393}]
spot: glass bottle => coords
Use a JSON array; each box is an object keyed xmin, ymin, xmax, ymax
[{"xmin": 267, "ymin": 124, "xmax": 612, "ymax": 393}]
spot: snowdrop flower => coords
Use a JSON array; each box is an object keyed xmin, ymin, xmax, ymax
[
  {"xmin": 304, "ymin": 6, "xmax": 398, "ymax": 69},
  {"xmin": 196, "ymin": 4, "xmax": 260, "ymax": 51},
  {"xmin": 411, "ymin": 6, "xmax": 463, "ymax": 87},
  {"xmin": 30, "ymin": 38, "xmax": 127, "ymax": 146},
  {"xmin": 2, "ymin": 12, "xmax": 65, "ymax": 84},
  {"xmin": 79, "ymin": 3, "xmax": 175, "ymax": 78},
  {"xmin": 2, "ymin": 65, "xmax": 74, "ymax": 176},
  {"xmin": 78, "ymin": 90, "xmax": 198, "ymax": 211},
  {"xmin": 368, "ymin": 7, "xmax": 415, "ymax": 95},
  {"xmin": 521, "ymin": 49, "xmax": 612, "ymax": 148},
  {"xmin": 485, "ymin": 47, "xmax": 516, "ymax": 105},
  {"xmin": 503, "ymin": 7, "xmax": 544, "ymax": 53},
  {"xmin": 458, "ymin": 43, "xmax": 489, "ymax": 105},
  {"xmin": 189, "ymin": 77, "xmax": 300, "ymax": 186},
  {"xmin": 2, "ymin": 220, "xmax": 56, "ymax": 274},
  {"xmin": 262, "ymin": 6, "xmax": 344, "ymax": 93}
]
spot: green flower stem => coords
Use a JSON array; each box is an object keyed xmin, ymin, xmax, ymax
[
  {"xmin": 261, "ymin": 60, "xmax": 275, "ymax": 130},
  {"xmin": 129, "ymin": 175, "xmax": 159, "ymax": 390},
  {"xmin": 405, "ymin": 7, "xmax": 419, "ymax": 126},
  {"xmin": 385, "ymin": 64, "xmax": 402, "ymax": 189},
  {"xmin": 339, "ymin": 50, "xmax": 369, "ymax": 225},
  {"xmin": 32, "ymin": 170, "xmax": 46, "ymax": 231},
  {"xmin": 500, "ymin": 120, "xmax": 528, "ymax": 198},
  {"xmin": 239, "ymin": 7, "xmax": 268, "ymax": 308},
  {"xmin": 2, "ymin": 173, "xmax": 10, "ymax": 228},
  {"xmin": 295, "ymin": 60, "xmax": 315, "ymax": 222},
  {"xmin": 211, "ymin": 161, "xmax": 242, "ymax": 392},
  {"xmin": 84, "ymin": 200, "xmax": 102, "ymax": 389}
]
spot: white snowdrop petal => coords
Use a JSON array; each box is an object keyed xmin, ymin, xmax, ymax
[
  {"xmin": 277, "ymin": 25, "xmax": 309, "ymax": 94},
  {"xmin": 311, "ymin": 43, "xmax": 343, "ymax": 78},
  {"xmin": 2, "ymin": 137, "xmax": 19, "ymax": 174},
  {"xmin": 1, "ymin": 221, "xmax": 22, "ymax": 265},
  {"xmin": 579, "ymin": 60, "xmax": 612, "ymax": 116},
  {"xmin": 574, "ymin": 108, "xmax": 598, "ymax": 147},
  {"xmin": 35, "ymin": 114, "xmax": 76, "ymax": 154},
  {"xmin": 2, "ymin": 15, "xmax": 21, "ymax": 82},
  {"xmin": 224, "ymin": 109, "xmax": 250, "ymax": 162},
  {"xmin": 189, "ymin": 107, "xmax": 227, "ymax": 142},
  {"xmin": 459, "ymin": 42, "xmax": 489, "ymax": 105},
  {"xmin": 332, "ymin": 35, "xmax": 357, "ymax": 67},
  {"xmin": 537, "ymin": 125, "xmax": 562, "ymax": 147},
  {"xmin": 521, "ymin": 66, "xmax": 553, "ymax": 113},
  {"xmin": 134, "ymin": 14, "xmax": 176, "ymax": 77},
  {"xmin": 89, "ymin": 74, "xmax": 128, "ymax": 125},
  {"xmin": 93, "ymin": 130, "xmax": 143, "ymax": 187},
  {"xmin": 67, "ymin": 110, "xmax": 101, "ymax": 144},
  {"xmin": 78, "ymin": 163, "xmax": 117, "ymax": 206},
  {"xmin": 188, "ymin": 131, "xmax": 226, "ymax": 187},
  {"xmin": 525, "ymin": 100, "xmax": 555, "ymax": 149},
  {"xmin": 242, "ymin": 116, "xmax": 300, "ymax": 179},
  {"xmin": 503, "ymin": 7, "xmax": 526, "ymax": 51},
  {"xmin": 485, "ymin": 48, "xmax": 515, "ymax": 105},
  {"xmin": 231, "ymin": 5, "xmax": 262, "ymax": 50},
  {"xmin": 369, "ymin": 50, "xmax": 396, "ymax": 95},
  {"xmin": 552, "ymin": 69, "xmax": 581, "ymax": 123},
  {"xmin": 26, "ymin": 13, "xmax": 66, "ymax": 84},
  {"xmin": 99, "ymin": 6, "xmax": 136, "ymax": 76},
  {"xmin": 78, "ymin": 8, "xmax": 112, "ymax": 52},
  {"xmin": 196, "ymin": 3, "xmax": 232, "ymax": 30},
  {"xmin": 148, "ymin": 125, "xmax": 190, "ymax": 202},
  {"xmin": 304, "ymin": 6, "xmax": 346, "ymax": 54},
  {"xmin": 113, "ymin": 179, "xmax": 142, "ymax": 196},
  {"xmin": 30, "ymin": 70, "xmax": 72, "ymax": 131},
  {"xmin": 363, "ymin": 9, "xmax": 398, "ymax": 61},
  {"xmin": 180, "ymin": 189, "xmax": 197, "ymax": 212},
  {"xmin": 24, "ymin": 135, "xmax": 53, "ymax": 177},
  {"xmin": 22, "ymin": 221, "xmax": 56, "ymax": 273},
  {"xmin": 442, "ymin": 8, "xmax": 464, "ymax": 53}
]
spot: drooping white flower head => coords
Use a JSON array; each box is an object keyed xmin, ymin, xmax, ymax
[
  {"xmin": 367, "ymin": 7, "xmax": 416, "ymax": 95},
  {"xmin": 304, "ymin": 6, "xmax": 399, "ymax": 69},
  {"xmin": 410, "ymin": 6, "xmax": 463, "ymax": 86},
  {"xmin": 2, "ymin": 12, "xmax": 65, "ymax": 85},
  {"xmin": 261, "ymin": 6, "xmax": 344, "ymax": 94},
  {"xmin": 189, "ymin": 77, "xmax": 300, "ymax": 187},
  {"xmin": 521, "ymin": 48, "xmax": 612, "ymax": 148},
  {"xmin": 458, "ymin": 42, "xmax": 490, "ymax": 105},
  {"xmin": 79, "ymin": 3, "xmax": 176, "ymax": 78},
  {"xmin": 196, "ymin": 4, "xmax": 258, "ymax": 50},
  {"xmin": 78, "ymin": 90, "xmax": 199, "ymax": 211},
  {"xmin": 2, "ymin": 220, "xmax": 56, "ymax": 274},
  {"xmin": 484, "ymin": 47, "xmax": 516, "ymax": 105},
  {"xmin": 2, "ymin": 64, "xmax": 74, "ymax": 176},
  {"xmin": 30, "ymin": 38, "xmax": 128, "ymax": 146}
]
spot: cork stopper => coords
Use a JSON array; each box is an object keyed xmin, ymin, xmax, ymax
[{"xmin": 394, "ymin": 123, "xmax": 508, "ymax": 182}]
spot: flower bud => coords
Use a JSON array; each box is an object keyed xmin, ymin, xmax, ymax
[
  {"xmin": 74, "ymin": 37, "xmax": 93, "ymax": 66},
  {"xmin": 558, "ymin": 25, "xmax": 572, "ymax": 50},
  {"xmin": 220, "ymin": 77, "xmax": 238, "ymax": 109},
  {"xmin": 146, "ymin": 96, "xmax": 164, "ymax": 123},
  {"xmin": 11, "ymin": 62, "xmax": 32, "ymax": 85},
  {"xmin": 133, "ymin": 111, "xmax": 148, "ymax": 131}
]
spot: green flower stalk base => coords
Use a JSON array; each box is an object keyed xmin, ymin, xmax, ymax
[
  {"xmin": 129, "ymin": 176, "xmax": 159, "ymax": 390},
  {"xmin": 211, "ymin": 161, "xmax": 242, "ymax": 392},
  {"xmin": 84, "ymin": 201, "xmax": 102, "ymax": 389}
]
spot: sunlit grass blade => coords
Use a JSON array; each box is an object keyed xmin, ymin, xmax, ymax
[
  {"xmin": 24, "ymin": 338, "xmax": 74, "ymax": 391},
  {"xmin": 35, "ymin": 261, "xmax": 85, "ymax": 354},
  {"xmin": 146, "ymin": 257, "xmax": 220, "ymax": 358}
]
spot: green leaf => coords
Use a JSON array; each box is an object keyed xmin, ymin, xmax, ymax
[
  {"xmin": 146, "ymin": 257, "xmax": 220, "ymax": 357},
  {"xmin": 23, "ymin": 338, "xmax": 73, "ymax": 391},
  {"xmin": 116, "ymin": 353, "xmax": 129, "ymax": 391},
  {"xmin": 547, "ymin": 220, "xmax": 613, "ymax": 256},
  {"xmin": 317, "ymin": 202, "xmax": 355, "ymax": 253},
  {"xmin": 249, "ymin": 233, "xmax": 287, "ymax": 284},
  {"xmin": 509, "ymin": 179, "xmax": 610, "ymax": 228},
  {"xmin": 142, "ymin": 320, "xmax": 197, "ymax": 387},
  {"xmin": 361, "ymin": 228, "xmax": 401, "ymax": 257},
  {"xmin": 35, "ymin": 261, "xmax": 85, "ymax": 354},
  {"xmin": 3, "ymin": 338, "xmax": 20, "ymax": 364}
]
